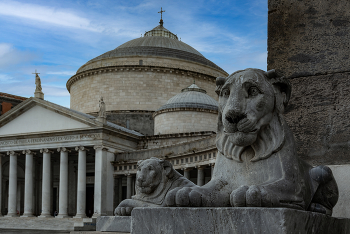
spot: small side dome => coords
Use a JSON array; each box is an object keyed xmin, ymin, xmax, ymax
[
  {"xmin": 154, "ymin": 83, "xmax": 218, "ymax": 135},
  {"xmin": 156, "ymin": 83, "xmax": 218, "ymax": 113}
]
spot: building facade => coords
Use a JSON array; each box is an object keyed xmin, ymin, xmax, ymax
[{"xmin": 0, "ymin": 20, "xmax": 227, "ymax": 218}]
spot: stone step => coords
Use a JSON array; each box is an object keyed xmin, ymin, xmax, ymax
[
  {"xmin": 0, "ymin": 216, "xmax": 77, "ymax": 232},
  {"xmin": 73, "ymin": 217, "xmax": 96, "ymax": 231}
]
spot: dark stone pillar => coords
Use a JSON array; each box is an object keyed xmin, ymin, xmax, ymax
[{"xmin": 268, "ymin": 0, "xmax": 350, "ymax": 165}]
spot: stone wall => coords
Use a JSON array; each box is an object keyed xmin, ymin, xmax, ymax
[
  {"xmin": 154, "ymin": 111, "xmax": 217, "ymax": 134},
  {"xmin": 268, "ymin": 0, "xmax": 350, "ymax": 165},
  {"xmin": 89, "ymin": 111, "xmax": 154, "ymax": 136},
  {"xmin": 68, "ymin": 56, "xmax": 228, "ymax": 114}
]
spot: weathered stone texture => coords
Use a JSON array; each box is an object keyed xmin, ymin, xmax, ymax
[
  {"xmin": 154, "ymin": 111, "xmax": 217, "ymax": 134},
  {"xmin": 96, "ymin": 216, "xmax": 131, "ymax": 233},
  {"xmin": 131, "ymin": 207, "xmax": 350, "ymax": 234},
  {"xmin": 329, "ymin": 165, "xmax": 350, "ymax": 218},
  {"xmin": 285, "ymin": 72, "xmax": 350, "ymax": 165},
  {"xmin": 268, "ymin": 0, "xmax": 350, "ymax": 78},
  {"xmin": 269, "ymin": 0, "xmax": 350, "ymax": 165}
]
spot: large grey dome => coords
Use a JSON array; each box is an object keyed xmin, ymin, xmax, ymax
[
  {"xmin": 156, "ymin": 83, "xmax": 218, "ymax": 112},
  {"xmin": 83, "ymin": 24, "xmax": 225, "ymax": 73}
]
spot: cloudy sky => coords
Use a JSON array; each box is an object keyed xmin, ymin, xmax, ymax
[{"xmin": 0, "ymin": 0, "xmax": 267, "ymax": 107}]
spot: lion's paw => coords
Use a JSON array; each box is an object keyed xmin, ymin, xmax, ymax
[
  {"xmin": 230, "ymin": 185, "xmax": 268, "ymax": 207},
  {"xmin": 165, "ymin": 187, "xmax": 204, "ymax": 207},
  {"xmin": 114, "ymin": 206, "xmax": 133, "ymax": 216}
]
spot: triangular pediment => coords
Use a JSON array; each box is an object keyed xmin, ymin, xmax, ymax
[{"xmin": 0, "ymin": 98, "xmax": 96, "ymax": 136}]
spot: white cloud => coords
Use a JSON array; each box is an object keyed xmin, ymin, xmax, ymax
[
  {"xmin": 0, "ymin": 1, "xmax": 100, "ymax": 32},
  {"xmin": 46, "ymin": 71, "xmax": 76, "ymax": 76},
  {"xmin": 0, "ymin": 74, "xmax": 19, "ymax": 84},
  {"xmin": 0, "ymin": 43, "xmax": 37, "ymax": 68}
]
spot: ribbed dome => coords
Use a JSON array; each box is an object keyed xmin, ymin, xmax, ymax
[
  {"xmin": 79, "ymin": 23, "xmax": 225, "ymax": 73},
  {"xmin": 156, "ymin": 83, "xmax": 218, "ymax": 112}
]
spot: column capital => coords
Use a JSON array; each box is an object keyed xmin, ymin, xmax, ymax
[
  {"xmin": 7, "ymin": 151, "xmax": 19, "ymax": 156},
  {"xmin": 184, "ymin": 167, "xmax": 193, "ymax": 171},
  {"xmin": 22, "ymin": 150, "xmax": 37, "ymax": 155},
  {"xmin": 40, "ymin": 148, "xmax": 54, "ymax": 154},
  {"xmin": 75, "ymin": 146, "xmax": 89, "ymax": 152},
  {"xmin": 93, "ymin": 145, "xmax": 108, "ymax": 151},
  {"xmin": 57, "ymin": 147, "xmax": 71, "ymax": 153},
  {"xmin": 197, "ymin": 165, "xmax": 206, "ymax": 170}
]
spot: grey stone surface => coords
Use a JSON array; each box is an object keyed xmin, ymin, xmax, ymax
[
  {"xmin": 164, "ymin": 69, "xmax": 338, "ymax": 215},
  {"xmin": 115, "ymin": 158, "xmax": 196, "ymax": 216},
  {"xmin": 268, "ymin": 0, "xmax": 350, "ymax": 78},
  {"xmin": 131, "ymin": 207, "xmax": 350, "ymax": 234},
  {"xmin": 96, "ymin": 216, "xmax": 131, "ymax": 232},
  {"xmin": 268, "ymin": 0, "xmax": 350, "ymax": 165}
]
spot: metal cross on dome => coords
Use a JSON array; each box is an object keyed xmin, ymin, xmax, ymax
[
  {"xmin": 158, "ymin": 7, "xmax": 165, "ymax": 20},
  {"xmin": 32, "ymin": 69, "xmax": 40, "ymax": 75}
]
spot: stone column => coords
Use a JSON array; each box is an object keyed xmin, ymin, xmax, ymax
[
  {"xmin": 39, "ymin": 149, "xmax": 53, "ymax": 218},
  {"xmin": 6, "ymin": 151, "xmax": 18, "ymax": 217},
  {"xmin": 126, "ymin": 175, "xmax": 133, "ymax": 199},
  {"xmin": 113, "ymin": 175, "xmax": 120, "ymax": 209},
  {"xmin": 197, "ymin": 166, "xmax": 205, "ymax": 186},
  {"xmin": 184, "ymin": 168, "xmax": 192, "ymax": 180},
  {"xmin": 56, "ymin": 147, "xmax": 70, "ymax": 218},
  {"xmin": 93, "ymin": 145, "xmax": 107, "ymax": 217},
  {"xmin": 118, "ymin": 176, "xmax": 123, "ymax": 204},
  {"xmin": 74, "ymin": 146, "xmax": 88, "ymax": 218},
  {"xmin": 22, "ymin": 150, "xmax": 35, "ymax": 217},
  {"xmin": 211, "ymin": 164, "xmax": 215, "ymax": 178},
  {"xmin": 0, "ymin": 154, "xmax": 3, "ymax": 217}
]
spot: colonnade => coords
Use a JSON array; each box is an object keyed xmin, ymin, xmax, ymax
[{"xmin": 2, "ymin": 145, "xmax": 110, "ymax": 218}]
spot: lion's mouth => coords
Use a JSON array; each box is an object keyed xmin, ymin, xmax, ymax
[{"xmin": 224, "ymin": 129, "xmax": 258, "ymax": 134}]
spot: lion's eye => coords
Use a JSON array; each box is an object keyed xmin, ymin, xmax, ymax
[
  {"xmin": 221, "ymin": 89, "xmax": 230, "ymax": 97},
  {"xmin": 248, "ymin": 86, "xmax": 260, "ymax": 96}
]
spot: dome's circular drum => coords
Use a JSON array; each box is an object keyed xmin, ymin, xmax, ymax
[{"xmin": 67, "ymin": 22, "xmax": 228, "ymax": 114}]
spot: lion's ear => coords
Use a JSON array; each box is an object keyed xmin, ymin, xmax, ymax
[
  {"xmin": 273, "ymin": 81, "xmax": 291, "ymax": 113},
  {"xmin": 162, "ymin": 160, "xmax": 175, "ymax": 178},
  {"xmin": 137, "ymin": 160, "xmax": 143, "ymax": 166},
  {"xmin": 265, "ymin": 69, "xmax": 291, "ymax": 113},
  {"xmin": 215, "ymin": 77, "xmax": 226, "ymax": 95}
]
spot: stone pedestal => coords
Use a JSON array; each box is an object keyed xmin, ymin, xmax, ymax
[
  {"xmin": 131, "ymin": 208, "xmax": 350, "ymax": 234},
  {"xmin": 34, "ymin": 91, "xmax": 44, "ymax": 99},
  {"xmin": 96, "ymin": 216, "xmax": 131, "ymax": 233}
]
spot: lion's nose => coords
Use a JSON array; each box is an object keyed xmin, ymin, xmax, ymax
[{"xmin": 225, "ymin": 113, "xmax": 246, "ymax": 124}]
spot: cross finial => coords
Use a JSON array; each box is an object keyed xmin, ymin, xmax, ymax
[
  {"xmin": 158, "ymin": 7, "xmax": 165, "ymax": 26},
  {"xmin": 32, "ymin": 69, "xmax": 40, "ymax": 75},
  {"xmin": 158, "ymin": 7, "xmax": 165, "ymax": 20}
]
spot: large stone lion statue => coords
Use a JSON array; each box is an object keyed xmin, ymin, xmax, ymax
[
  {"xmin": 165, "ymin": 68, "xmax": 339, "ymax": 215},
  {"xmin": 115, "ymin": 157, "xmax": 195, "ymax": 216}
]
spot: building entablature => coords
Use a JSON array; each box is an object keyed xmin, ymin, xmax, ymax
[{"xmin": 67, "ymin": 63, "xmax": 220, "ymax": 93}]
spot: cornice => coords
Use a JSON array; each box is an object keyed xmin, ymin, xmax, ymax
[{"xmin": 66, "ymin": 65, "xmax": 217, "ymax": 92}]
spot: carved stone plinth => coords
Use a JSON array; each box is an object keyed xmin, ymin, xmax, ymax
[
  {"xmin": 96, "ymin": 216, "xmax": 131, "ymax": 233},
  {"xmin": 34, "ymin": 91, "xmax": 44, "ymax": 99},
  {"xmin": 131, "ymin": 208, "xmax": 350, "ymax": 234}
]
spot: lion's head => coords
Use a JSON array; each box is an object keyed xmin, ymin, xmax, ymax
[
  {"xmin": 135, "ymin": 157, "xmax": 178, "ymax": 195},
  {"xmin": 215, "ymin": 68, "xmax": 291, "ymax": 162}
]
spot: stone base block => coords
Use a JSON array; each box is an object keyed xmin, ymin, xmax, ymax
[
  {"xmin": 131, "ymin": 207, "xmax": 350, "ymax": 234},
  {"xmin": 97, "ymin": 216, "xmax": 131, "ymax": 233}
]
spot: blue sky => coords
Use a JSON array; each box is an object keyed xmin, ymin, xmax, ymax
[{"xmin": 0, "ymin": 0, "xmax": 267, "ymax": 107}]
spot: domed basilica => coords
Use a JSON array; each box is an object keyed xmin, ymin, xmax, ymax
[{"xmin": 0, "ymin": 17, "xmax": 227, "ymax": 220}]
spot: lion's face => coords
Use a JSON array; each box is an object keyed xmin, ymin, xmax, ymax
[
  {"xmin": 136, "ymin": 159, "xmax": 163, "ymax": 194},
  {"xmin": 216, "ymin": 68, "xmax": 291, "ymax": 162},
  {"xmin": 219, "ymin": 69, "xmax": 275, "ymax": 146}
]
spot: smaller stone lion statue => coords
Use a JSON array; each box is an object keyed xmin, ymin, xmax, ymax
[{"xmin": 115, "ymin": 157, "xmax": 196, "ymax": 216}]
